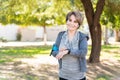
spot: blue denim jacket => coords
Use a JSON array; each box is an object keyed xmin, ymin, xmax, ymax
[{"xmin": 51, "ymin": 31, "xmax": 88, "ymax": 72}]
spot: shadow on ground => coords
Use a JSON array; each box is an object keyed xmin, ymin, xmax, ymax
[
  {"xmin": 0, "ymin": 61, "xmax": 58, "ymax": 80},
  {"xmin": 87, "ymin": 59, "xmax": 120, "ymax": 80},
  {"xmin": 0, "ymin": 58, "xmax": 120, "ymax": 80}
]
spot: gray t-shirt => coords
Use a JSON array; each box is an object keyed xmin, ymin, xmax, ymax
[
  {"xmin": 59, "ymin": 54, "xmax": 85, "ymax": 80},
  {"xmin": 59, "ymin": 31, "xmax": 85, "ymax": 80}
]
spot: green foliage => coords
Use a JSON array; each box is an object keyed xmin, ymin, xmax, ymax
[
  {"xmin": 0, "ymin": 0, "xmax": 119, "ymax": 28},
  {"xmin": 106, "ymin": 0, "xmax": 120, "ymax": 14},
  {"xmin": 96, "ymin": 75, "xmax": 111, "ymax": 80},
  {"xmin": 101, "ymin": 0, "xmax": 120, "ymax": 29},
  {"xmin": 0, "ymin": 0, "xmax": 83, "ymax": 26},
  {"xmin": 0, "ymin": 0, "xmax": 42, "ymax": 25},
  {"xmin": 23, "ymin": 75, "xmax": 39, "ymax": 80}
]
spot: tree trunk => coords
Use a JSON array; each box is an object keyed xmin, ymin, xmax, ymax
[
  {"xmin": 81, "ymin": 0, "xmax": 105, "ymax": 63},
  {"xmin": 89, "ymin": 23, "xmax": 102, "ymax": 62},
  {"xmin": 115, "ymin": 29, "xmax": 120, "ymax": 42},
  {"xmin": 43, "ymin": 26, "xmax": 47, "ymax": 45}
]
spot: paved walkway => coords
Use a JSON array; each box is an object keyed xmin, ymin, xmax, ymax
[
  {"xmin": 0, "ymin": 41, "xmax": 54, "ymax": 47},
  {"xmin": 0, "ymin": 41, "xmax": 120, "ymax": 47}
]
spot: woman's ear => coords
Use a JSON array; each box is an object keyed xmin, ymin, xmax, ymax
[{"xmin": 77, "ymin": 24, "xmax": 80, "ymax": 29}]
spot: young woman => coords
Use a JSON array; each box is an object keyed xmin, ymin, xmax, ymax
[{"xmin": 51, "ymin": 11, "xmax": 88, "ymax": 80}]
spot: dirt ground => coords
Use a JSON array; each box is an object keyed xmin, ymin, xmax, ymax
[{"xmin": 0, "ymin": 55, "xmax": 120, "ymax": 80}]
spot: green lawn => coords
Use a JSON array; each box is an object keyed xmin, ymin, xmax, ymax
[
  {"xmin": 0, "ymin": 46, "xmax": 52, "ymax": 63},
  {"xmin": 0, "ymin": 45, "xmax": 119, "ymax": 64}
]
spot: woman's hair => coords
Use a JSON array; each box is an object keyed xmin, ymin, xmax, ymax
[{"xmin": 66, "ymin": 11, "xmax": 84, "ymax": 27}]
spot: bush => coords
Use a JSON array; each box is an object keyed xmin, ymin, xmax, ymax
[{"xmin": 0, "ymin": 37, "xmax": 7, "ymax": 42}]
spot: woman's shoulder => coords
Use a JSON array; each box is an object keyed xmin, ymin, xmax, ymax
[
  {"xmin": 59, "ymin": 31, "xmax": 66, "ymax": 34},
  {"xmin": 58, "ymin": 31, "xmax": 66, "ymax": 35},
  {"xmin": 78, "ymin": 31, "xmax": 89, "ymax": 40}
]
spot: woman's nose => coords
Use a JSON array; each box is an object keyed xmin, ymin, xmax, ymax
[
  {"xmin": 69, "ymin": 22, "xmax": 74, "ymax": 27},
  {"xmin": 70, "ymin": 22, "xmax": 74, "ymax": 25}
]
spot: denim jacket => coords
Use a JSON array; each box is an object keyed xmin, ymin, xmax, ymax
[{"xmin": 51, "ymin": 31, "xmax": 88, "ymax": 72}]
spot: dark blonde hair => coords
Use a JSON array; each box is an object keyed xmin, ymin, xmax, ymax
[{"xmin": 66, "ymin": 11, "xmax": 84, "ymax": 27}]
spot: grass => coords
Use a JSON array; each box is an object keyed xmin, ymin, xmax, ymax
[
  {"xmin": 0, "ymin": 46, "xmax": 52, "ymax": 63},
  {"xmin": 101, "ymin": 45, "xmax": 120, "ymax": 60},
  {"xmin": 96, "ymin": 75, "xmax": 111, "ymax": 80},
  {"xmin": 87, "ymin": 45, "xmax": 120, "ymax": 60},
  {"xmin": 0, "ymin": 45, "xmax": 119, "ymax": 64}
]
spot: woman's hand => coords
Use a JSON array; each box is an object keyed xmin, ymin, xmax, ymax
[{"xmin": 55, "ymin": 50, "xmax": 68, "ymax": 60}]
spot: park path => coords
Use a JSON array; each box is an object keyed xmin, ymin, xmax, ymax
[
  {"xmin": 0, "ymin": 40, "xmax": 120, "ymax": 47},
  {"xmin": 20, "ymin": 55, "xmax": 120, "ymax": 80},
  {"xmin": 0, "ymin": 55, "xmax": 59, "ymax": 80}
]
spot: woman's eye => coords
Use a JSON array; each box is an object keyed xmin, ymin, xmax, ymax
[
  {"xmin": 74, "ymin": 21, "xmax": 78, "ymax": 23},
  {"xmin": 69, "ymin": 19, "xmax": 72, "ymax": 22}
]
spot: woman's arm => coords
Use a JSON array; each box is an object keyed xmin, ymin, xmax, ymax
[
  {"xmin": 51, "ymin": 31, "xmax": 65, "ymax": 57},
  {"xmin": 70, "ymin": 37, "xmax": 88, "ymax": 58}
]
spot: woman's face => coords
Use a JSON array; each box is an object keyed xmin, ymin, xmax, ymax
[{"xmin": 66, "ymin": 15, "xmax": 79, "ymax": 31}]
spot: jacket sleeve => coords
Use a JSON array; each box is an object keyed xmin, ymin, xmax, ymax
[
  {"xmin": 70, "ymin": 36, "xmax": 88, "ymax": 58},
  {"xmin": 50, "ymin": 32, "xmax": 62, "ymax": 57}
]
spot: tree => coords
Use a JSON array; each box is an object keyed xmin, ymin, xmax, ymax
[
  {"xmin": 80, "ymin": 0, "xmax": 105, "ymax": 63},
  {"xmin": 38, "ymin": 0, "xmax": 82, "ymax": 44},
  {"xmin": 0, "ymin": 0, "xmax": 39, "ymax": 25},
  {"xmin": 0, "ymin": 0, "xmax": 54, "ymax": 44},
  {"xmin": 34, "ymin": 0, "xmax": 55, "ymax": 45},
  {"xmin": 52, "ymin": 0, "xmax": 105, "ymax": 63},
  {"xmin": 0, "ymin": 0, "xmax": 75, "ymax": 44},
  {"xmin": 102, "ymin": 0, "xmax": 120, "ymax": 42}
]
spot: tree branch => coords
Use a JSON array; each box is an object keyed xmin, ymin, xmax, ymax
[
  {"xmin": 80, "ymin": 0, "xmax": 94, "ymax": 26},
  {"xmin": 94, "ymin": 0, "xmax": 105, "ymax": 26}
]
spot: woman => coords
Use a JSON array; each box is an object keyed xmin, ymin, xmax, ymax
[{"xmin": 51, "ymin": 11, "xmax": 88, "ymax": 80}]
